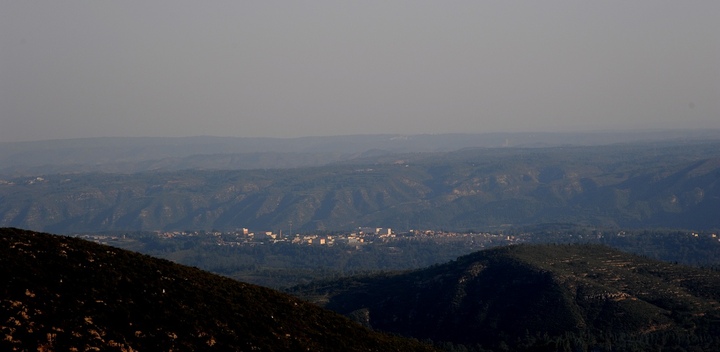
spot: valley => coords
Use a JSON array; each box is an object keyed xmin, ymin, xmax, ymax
[
  {"xmin": 2, "ymin": 133, "xmax": 720, "ymax": 351},
  {"xmin": 3, "ymin": 228, "xmax": 720, "ymax": 351}
]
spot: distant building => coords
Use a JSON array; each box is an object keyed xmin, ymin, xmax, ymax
[
  {"xmin": 261, "ymin": 232, "xmax": 277, "ymax": 240},
  {"xmin": 358, "ymin": 227, "xmax": 392, "ymax": 235},
  {"xmin": 377, "ymin": 228, "xmax": 392, "ymax": 235},
  {"xmin": 311, "ymin": 237, "xmax": 326, "ymax": 245}
]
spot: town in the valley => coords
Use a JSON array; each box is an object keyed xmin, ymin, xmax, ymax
[{"xmin": 76, "ymin": 226, "xmax": 526, "ymax": 249}]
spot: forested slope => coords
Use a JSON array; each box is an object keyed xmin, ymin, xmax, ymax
[
  {"xmin": 291, "ymin": 244, "xmax": 720, "ymax": 351},
  {"xmin": 0, "ymin": 228, "xmax": 436, "ymax": 351}
]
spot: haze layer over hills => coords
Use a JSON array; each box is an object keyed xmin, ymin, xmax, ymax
[{"xmin": 2, "ymin": 131, "xmax": 719, "ymax": 175}]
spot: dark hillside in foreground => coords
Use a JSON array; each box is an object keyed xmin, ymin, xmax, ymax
[
  {"xmin": 291, "ymin": 244, "xmax": 720, "ymax": 351},
  {"xmin": 0, "ymin": 228, "xmax": 436, "ymax": 351}
]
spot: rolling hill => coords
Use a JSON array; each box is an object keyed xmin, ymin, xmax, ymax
[
  {"xmin": 1, "ymin": 140, "xmax": 719, "ymax": 232},
  {"xmin": 0, "ymin": 228, "xmax": 436, "ymax": 351},
  {"xmin": 291, "ymin": 244, "xmax": 720, "ymax": 351}
]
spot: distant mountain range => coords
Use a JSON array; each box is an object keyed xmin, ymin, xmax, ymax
[
  {"xmin": 291, "ymin": 244, "xmax": 720, "ymax": 351},
  {"xmin": 2, "ymin": 130, "xmax": 719, "ymax": 175},
  {"xmin": 1, "ymin": 139, "xmax": 719, "ymax": 233},
  {"xmin": 0, "ymin": 228, "xmax": 436, "ymax": 351}
]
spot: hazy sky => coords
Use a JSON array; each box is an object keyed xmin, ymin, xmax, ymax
[{"xmin": 1, "ymin": 1, "xmax": 718, "ymax": 142}]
